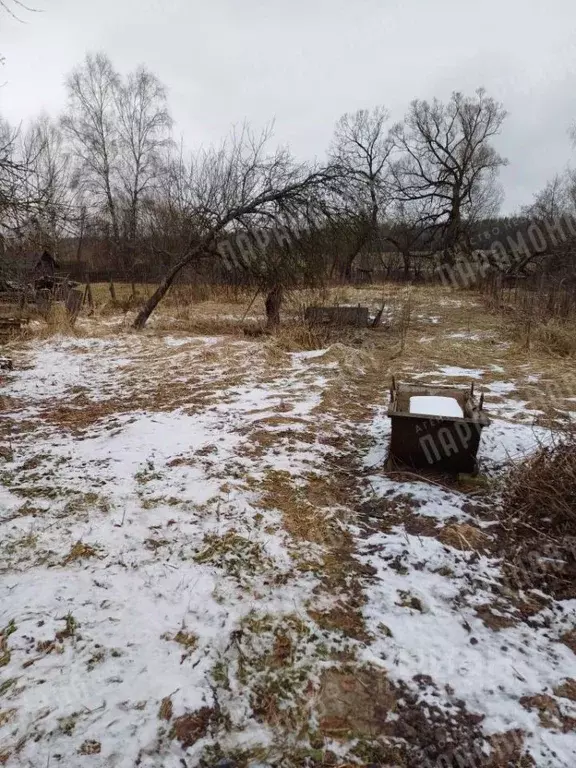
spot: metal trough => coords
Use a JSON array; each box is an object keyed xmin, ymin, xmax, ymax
[{"xmin": 387, "ymin": 379, "xmax": 490, "ymax": 474}]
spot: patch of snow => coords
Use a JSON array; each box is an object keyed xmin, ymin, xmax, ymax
[
  {"xmin": 366, "ymin": 476, "xmax": 471, "ymax": 522},
  {"xmin": 410, "ymin": 370, "xmax": 440, "ymax": 380},
  {"xmin": 439, "ymin": 365, "xmax": 485, "ymax": 379},
  {"xmin": 360, "ymin": 532, "xmax": 576, "ymax": 764},
  {"xmin": 3, "ymin": 327, "xmax": 574, "ymax": 767},
  {"xmin": 485, "ymin": 398, "xmax": 543, "ymax": 423},
  {"xmin": 479, "ymin": 418, "xmax": 550, "ymax": 466},
  {"xmin": 447, "ymin": 331, "xmax": 487, "ymax": 341},
  {"xmin": 291, "ymin": 349, "xmax": 327, "ymax": 360},
  {"xmin": 360, "ymin": 402, "xmax": 575, "ymax": 765},
  {"xmin": 486, "ymin": 381, "xmax": 517, "ymax": 395},
  {"xmin": 0, "ymin": 333, "xmax": 341, "ymax": 765}
]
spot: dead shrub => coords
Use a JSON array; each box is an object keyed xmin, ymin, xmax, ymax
[
  {"xmin": 501, "ymin": 427, "xmax": 576, "ymax": 537},
  {"xmin": 498, "ymin": 426, "xmax": 576, "ymax": 599},
  {"xmin": 46, "ymin": 302, "xmax": 73, "ymax": 328},
  {"xmin": 269, "ymin": 319, "xmax": 381, "ymax": 353},
  {"xmin": 30, "ymin": 302, "xmax": 77, "ymax": 337}
]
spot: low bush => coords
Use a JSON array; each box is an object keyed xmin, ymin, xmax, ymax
[
  {"xmin": 498, "ymin": 426, "xmax": 576, "ymax": 599},
  {"xmin": 501, "ymin": 427, "xmax": 576, "ymax": 536}
]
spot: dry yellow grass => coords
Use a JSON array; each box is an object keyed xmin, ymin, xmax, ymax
[
  {"xmin": 61, "ymin": 541, "xmax": 99, "ymax": 565},
  {"xmin": 10, "ymin": 280, "xmax": 575, "ymax": 433},
  {"xmin": 529, "ymin": 319, "xmax": 576, "ymax": 358},
  {"xmin": 438, "ymin": 523, "xmax": 491, "ymax": 552}
]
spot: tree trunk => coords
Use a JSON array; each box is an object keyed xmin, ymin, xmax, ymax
[
  {"xmin": 265, "ymin": 285, "xmax": 283, "ymax": 329},
  {"xmin": 344, "ymin": 225, "xmax": 372, "ymax": 281},
  {"xmin": 133, "ymin": 264, "xmax": 180, "ymax": 329},
  {"xmin": 443, "ymin": 194, "xmax": 462, "ymax": 266},
  {"xmin": 344, "ymin": 242, "xmax": 363, "ymax": 280},
  {"xmin": 85, "ymin": 282, "xmax": 94, "ymax": 315},
  {"xmin": 133, "ymin": 240, "xmax": 211, "ymax": 329},
  {"xmin": 75, "ymin": 209, "xmax": 86, "ymax": 263},
  {"xmin": 401, "ymin": 250, "xmax": 411, "ymax": 279}
]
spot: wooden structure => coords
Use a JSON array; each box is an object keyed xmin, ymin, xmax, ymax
[
  {"xmin": 0, "ymin": 250, "xmax": 58, "ymax": 287},
  {"xmin": 0, "ymin": 317, "xmax": 27, "ymax": 341},
  {"xmin": 65, "ymin": 289, "xmax": 83, "ymax": 322},
  {"xmin": 305, "ymin": 305, "xmax": 369, "ymax": 328},
  {"xmin": 387, "ymin": 379, "xmax": 490, "ymax": 474},
  {"xmin": 0, "ymin": 266, "xmax": 81, "ymax": 326}
]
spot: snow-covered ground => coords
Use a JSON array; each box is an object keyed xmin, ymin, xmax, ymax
[{"xmin": 0, "ymin": 331, "xmax": 575, "ymax": 767}]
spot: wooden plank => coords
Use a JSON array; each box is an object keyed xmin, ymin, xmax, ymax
[{"xmin": 65, "ymin": 289, "xmax": 83, "ymax": 321}]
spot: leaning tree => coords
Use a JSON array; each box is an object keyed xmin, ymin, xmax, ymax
[{"xmin": 133, "ymin": 125, "xmax": 336, "ymax": 329}]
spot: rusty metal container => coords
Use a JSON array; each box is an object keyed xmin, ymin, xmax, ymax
[{"xmin": 387, "ymin": 379, "xmax": 490, "ymax": 474}]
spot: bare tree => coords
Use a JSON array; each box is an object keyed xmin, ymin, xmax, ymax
[
  {"xmin": 329, "ymin": 107, "xmax": 393, "ymax": 278},
  {"xmin": 115, "ymin": 66, "xmax": 173, "ymax": 258},
  {"xmin": 0, "ymin": 117, "xmax": 50, "ymax": 246},
  {"xmin": 381, "ymin": 197, "xmax": 437, "ymax": 278},
  {"xmin": 62, "ymin": 55, "xmax": 173, "ymax": 282},
  {"xmin": 513, "ymin": 173, "xmax": 576, "ymax": 276},
  {"xmin": 0, "ymin": 119, "xmax": 24, "ymax": 227},
  {"xmin": 0, "ymin": 119, "xmax": 25, "ymax": 260},
  {"xmin": 0, "ymin": 114, "xmax": 70, "ymax": 273},
  {"xmin": 217, "ymin": 207, "xmax": 334, "ymax": 328},
  {"xmin": 134, "ymin": 125, "xmax": 334, "ymax": 329},
  {"xmin": 61, "ymin": 53, "xmax": 121, "ymax": 249},
  {"xmin": 21, "ymin": 116, "xmax": 75, "ymax": 249},
  {"xmin": 392, "ymin": 89, "xmax": 507, "ymax": 264},
  {"xmin": 523, "ymin": 174, "xmax": 572, "ymax": 220},
  {"xmin": 140, "ymin": 143, "xmax": 204, "ymax": 275}
]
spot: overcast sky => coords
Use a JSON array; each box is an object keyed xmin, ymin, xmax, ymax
[{"xmin": 1, "ymin": 0, "xmax": 575, "ymax": 213}]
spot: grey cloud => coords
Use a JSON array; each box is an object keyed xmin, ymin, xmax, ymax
[{"xmin": 1, "ymin": 0, "xmax": 575, "ymax": 213}]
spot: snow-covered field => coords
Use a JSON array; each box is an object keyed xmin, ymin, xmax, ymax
[{"xmin": 1, "ymin": 328, "xmax": 575, "ymax": 767}]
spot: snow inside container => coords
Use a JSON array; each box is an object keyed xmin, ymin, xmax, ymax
[
  {"xmin": 387, "ymin": 379, "xmax": 490, "ymax": 474},
  {"xmin": 409, "ymin": 395, "xmax": 463, "ymax": 418}
]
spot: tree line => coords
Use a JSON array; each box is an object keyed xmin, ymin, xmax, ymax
[{"xmin": 1, "ymin": 52, "xmax": 574, "ymax": 327}]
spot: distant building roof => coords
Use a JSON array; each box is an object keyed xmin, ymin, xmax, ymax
[
  {"xmin": 0, "ymin": 251, "xmax": 59, "ymax": 285},
  {"xmin": 9, "ymin": 251, "xmax": 59, "ymax": 273}
]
